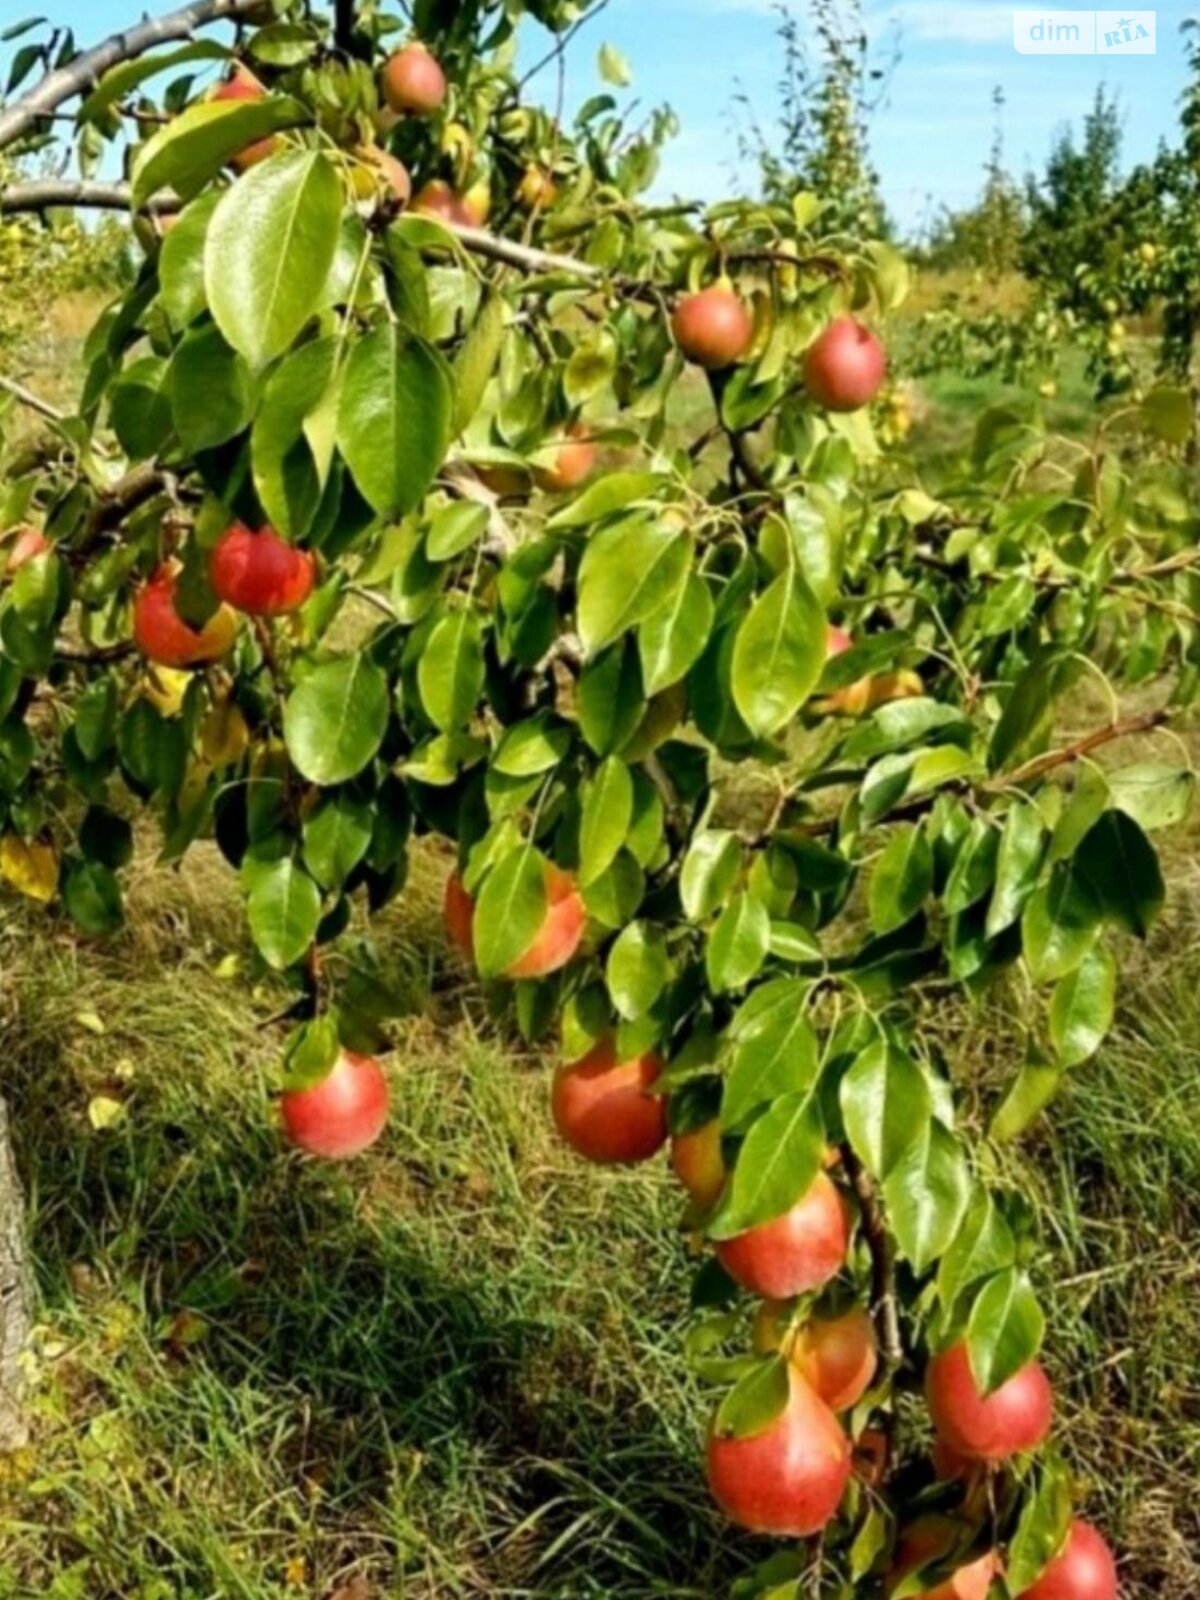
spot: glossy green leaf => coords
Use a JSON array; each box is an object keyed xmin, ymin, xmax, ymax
[
  {"xmin": 283, "ymin": 657, "xmax": 389, "ymax": 785},
  {"xmin": 884, "ymin": 1119, "xmax": 970, "ymax": 1275},
  {"xmin": 246, "ymin": 857, "xmax": 321, "ymax": 970},
  {"xmin": 606, "ymin": 920, "xmax": 669, "ymax": 1021},
  {"xmin": 681, "ymin": 830, "xmax": 742, "ymax": 922},
  {"xmin": 1021, "ymin": 862, "xmax": 1103, "ymax": 983},
  {"xmin": 579, "ymin": 756, "xmax": 634, "ymax": 887},
  {"xmin": 868, "ymin": 823, "xmax": 933, "ymax": 934},
  {"xmin": 205, "ymin": 149, "xmax": 340, "ymax": 368},
  {"xmin": 840, "ymin": 1039, "xmax": 931, "ymax": 1180},
  {"xmin": 418, "ymin": 610, "xmax": 485, "ymax": 731},
  {"xmin": 731, "ymin": 567, "xmax": 826, "ymax": 738},
  {"xmin": 577, "ymin": 515, "xmax": 691, "ymax": 656},
  {"xmin": 986, "ymin": 799, "xmax": 1046, "ymax": 938},
  {"xmin": 132, "ymin": 95, "xmax": 309, "ymax": 207},
  {"xmin": 709, "ymin": 1091, "xmax": 824, "ymax": 1239},
  {"xmin": 474, "ymin": 846, "xmax": 547, "ymax": 979},
  {"xmin": 337, "ymin": 323, "xmax": 453, "ymax": 517},
  {"xmin": 1075, "ymin": 809, "xmax": 1165, "ymax": 938},
  {"xmin": 639, "ymin": 571, "xmax": 714, "ymax": 695},
  {"xmin": 966, "ymin": 1267, "xmax": 1044, "ymax": 1393},
  {"xmin": 706, "ymin": 891, "xmax": 770, "ymax": 993},
  {"xmin": 1049, "ymin": 943, "xmax": 1115, "ymax": 1065}
]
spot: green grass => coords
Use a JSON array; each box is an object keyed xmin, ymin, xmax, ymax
[{"xmin": 1, "ymin": 835, "xmax": 1199, "ymax": 1596}]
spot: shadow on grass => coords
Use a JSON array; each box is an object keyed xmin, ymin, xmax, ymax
[{"xmin": 0, "ymin": 891, "xmax": 752, "ymax": 1600}]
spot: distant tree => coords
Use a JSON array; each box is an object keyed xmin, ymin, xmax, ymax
[
  {"xmin": 737, "ymin": 0, "xmax": 891, "ymax": 236},
  {"xmin": 919, "ymin": 88, "xmax": 1026, "ymax": 276},
  {"xmin": 1021, "ymin": 88, "xmax": 1123, "ymax": 299}
]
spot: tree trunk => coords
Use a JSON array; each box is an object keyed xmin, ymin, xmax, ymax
[{"xmin": 0, "ymin": 1095, "xmax": 32, "ymax": 1448}]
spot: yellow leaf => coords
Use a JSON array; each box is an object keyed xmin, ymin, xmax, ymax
[
  {"xmin": 200, "ymin": 699, "xmax": 250, "ymax": 766},
  {"xmin": 283, "ymin": 1555, "xmax": 307, "ymax": 1586},
  {"xmin": 0, "ymin": 834, "xmax": 58, "ymax": 902},
  {"xmin": 87, "ymin": 1094, "xmax": 125, "ymax": 1131},
  {"xmin": 214, "ymin": 953, "xmax": 241, "ymax": 980},
  {"xmin": 75, "ymin": 1010, "xmax": 106, "ymax": 1035},
  {"xmin": 141, "ymin": 665, "xmax": 192, "ymax": 717}
]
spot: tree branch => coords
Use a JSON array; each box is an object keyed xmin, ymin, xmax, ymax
[
  {"xmin": 0, "ymin": 374, "xmax": 65, "ymax": 423},
  {"xmin": 0, "ymin": 0, "xmax": 266, "ymax": 154},
  {"xmin": 0, "ymin": 182, "xmax": 650, "ymax": 291},
  {"xmin": 333, "ymin": 0, "xmax": 358, "ymax": 56},
  {"xmin": 841, "ymin": 1145, "xmax": 902, "ymax": 1372}
]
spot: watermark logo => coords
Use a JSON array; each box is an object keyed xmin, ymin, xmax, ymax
[{"xmin": 1013, "ymin": 9, "xmax": 1155, "ymax": 53}]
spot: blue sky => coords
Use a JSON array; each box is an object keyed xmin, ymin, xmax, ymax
[{"xmin": 10, "ymin": 1, "xmax": 1193, "ymax": 232}]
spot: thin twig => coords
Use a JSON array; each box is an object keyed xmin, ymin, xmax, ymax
[
  {"xmin": 0, "ymin": 0, "xmax": 266, "ymax": 153},
  {"xmin": 0, "ymin": 374, "xmax": 64, "ymax": 423}
]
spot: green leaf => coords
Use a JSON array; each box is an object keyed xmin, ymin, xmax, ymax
[
  {"xmin": 884, "ymin": 1119, "xmax": 970, "ymax": 1275},
  {"xmin": 937, "ymin": 1187, "xmax": 1017, "ymax": 1312},
  {"xmin": 474, "ymin": 846, "xmax": 548, "ymax": 979},
  {"xmin": 840, "ymin": 1040, "xmax": 931, "ymax": 1180},
  {"xmin": 1006, "ymin": 1457, "xmax": 1074, "ymax": 1595},
  {"xmin": 1049, "ymin": 943, "xmax": 1115, "ymax": 1066},
  {"xmin": 159, "ymin": 190, "xmax": 221, "ymax": 329},
  {"xmin": 283, "ymin": 657, "xmax": 389, "ymax": 785},
  {"xmin": 943, "ymin": 816, "xmax": 1000, "ymax": 916},
  {"xmin": 418, "ymin": 610, "xmax": 485, "ymax": 731},
  {"xmin": 427, "ymin": 501, "xmax": 488, "ymax": 562},
  {"xmin": 453, "ymin": 291, "xmax": 505, "ymax": 438},
  {"xmin": 1107, "ymin": 762, "xmax": 1195, "ymax": 832},
  {"xmin": 723, "ymin": 993, "xmax": 819, "ymax": 1131},
  {"xmin": 868, "ymin": 824, "xmax": 932, "ymax": 934},
  {"xmin": 205, "ymin": 149, "xmax": 340, "ymax": 368},
  {"xmin": 80, "ymin": 40, "xmax": 229, "ymax": 121},
  {"xmin": 337, "ymin": 323, "xmax": 453, "ymax": 518},
  {"xmin": 681, "ymin": 830, "xmax": 741, "ymax": 922},
  {"xmin": 579, "ymin": 756, "xmax": 634, "ymax": 887},
  {"xmin": 577, "ymin": 516, "xmax": 691, "ymax": 656},
  {"xmin": 709, "ymin": 1091, "xmax": 824, "ymax": 1239},
  {"xmin": 302, "ymin": 792, "xmax": 373, "ymax": 889},
  {"xmin": 706, "ymin": 891, "xmax": 769, "ymax": 993},
  {"xmin": 598, "ymin": 41, "xmax": 633, "ymax": 85},
  {"xmin": 966, "ymin": 1268, "xmax": 1044, "ymax": 1393},
  {"xmin": 1075, "ymin": 809, "xmax": 1165, "ymax": 938},
  {"xmin": 251, "ymin": 337, "xmax": 337, "ymax": 538},
  {"xmin": 546, "ymin": 471, "xmax": 665, "ymax": 531},
  {"xmin": 989, "ymin": 655, "xmax": 1080, "ymax": 773},
  {"xmin": 62, "ymin": 859, "xmax": 123, "ymax": 936},
  {"xmin": 606, "ymin": 920, "xmax": 669, "ymax": 1021},
  {"xmin": 1141, "ymin": 385, "xmax": 1193, "ymax": 445},
  {"xmin": 492, "ymin": 711, "xmax": 570, "ymax": 776},
  {"xmin": 990, "ymin": 1047, "xmax": 1062, "ymax": 1141},
  {"xmin": 986, "ymin": 799, "xmax": 1046, "ymax": 938},
  {"xmin": 639, "ymin": 571, "xmax": 713, "ymax": 695},
  {"xmin": 280, "ymin": 1014, "xmax": 341, "ymax": 1091},
  {"xmin": 730, "ymin": 568, "xmax": 826, "ymax": 738},
  {"xmin": 246, "ymin": 857, "xmax": 321, "ymax": 970},
  {"xmin": 169, "ymin": 321, "xmax": 255, "ymax": 452},
  {"xmin": 132, "ymin": 95, "xmax": 309, "ymax": 206},
  {"xmin": 1021, "ymin": 862, "xmax": 1103, "ymax": 983},
  {"xmin": 713, "ymin": 1355, "xmax": 790, "ymax": 1439}
]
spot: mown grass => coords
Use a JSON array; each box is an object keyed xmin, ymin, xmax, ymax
[{"xmin": 1, "ymin": 829, "xmax": 1199, "ymax": 1597}]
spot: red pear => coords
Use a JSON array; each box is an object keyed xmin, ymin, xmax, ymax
[
  {"xmin": 280, "ymin": 1050, "xmax": 389, "ymax": 1160},
  {"xmin": 443, "ymin": 870, "xmax": 475, "ymax": 962},
  {"xmin": 672, "ymin": 285, "xmax": 753, "ymax": 370},
  {"xmin": 671, "ymin": 1118, "xmax": 727, "ymax": 1209},
  {"xmin": 926, "ymin": 1340, "xmax": 1054, "ymax": 1462},
  {"xmin": 707, "ymin": 1372, "xmax": 851, "ymax": 1537},
  {"xmin": 715, "ymin": 1172, "xmax": 850, "ymax": 1298},
  {"xmin": 552, "ymin": 1038, "xmax": 667, "ymax": 1164},
  {"xmin": 381, "ymin": 42, "xmax": 446, "ymax": 115},
  {"xmin": 804, "ymin": 317, "xmax": 887, "ymax": 412},
  {"xmin": 133, "ymin": 564, "xmax": 238, "ymax": 668},
  {"xmin": 210, "ymin": 523, "xmax": 315, "ymax": 617},
  {"xmin": 1019, "ymin": 1520, "xmax": 1118, "ymax": 1600}
]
